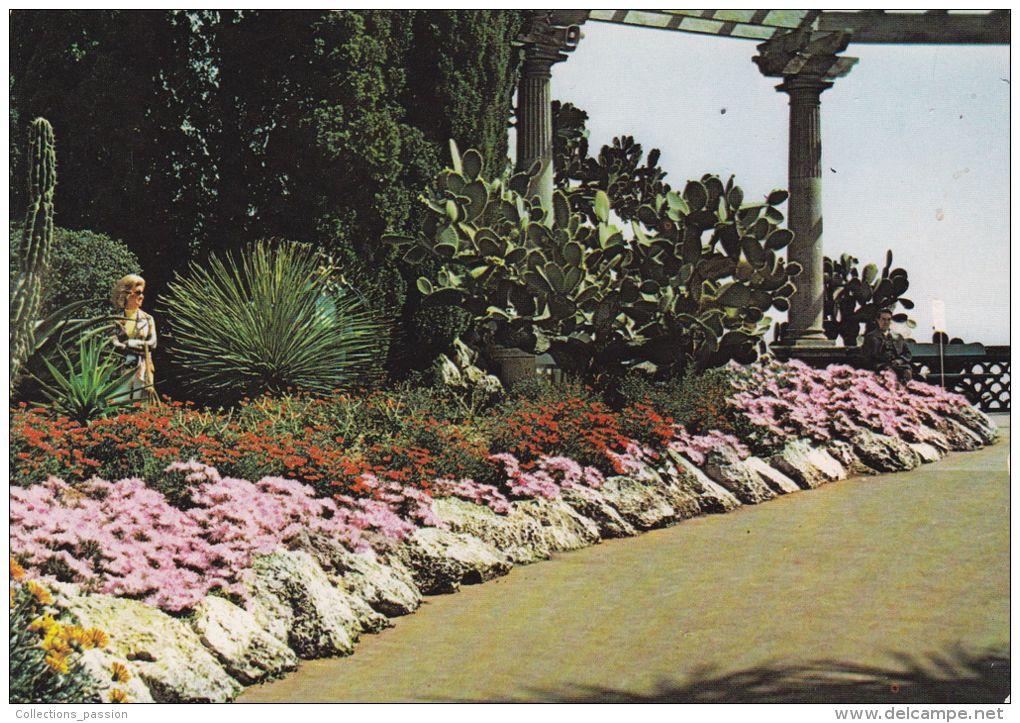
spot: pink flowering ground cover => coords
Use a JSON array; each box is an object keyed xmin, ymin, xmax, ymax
[
  {"xmin": 727, "ymin": 359, "xmax": 977, "ymax": 452},
  {"xmin": 9, "ymin": 461, "xmax": 395, "ymax": 612}
]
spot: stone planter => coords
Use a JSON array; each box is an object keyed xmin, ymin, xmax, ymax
[{"xmin": 488, "ymin": 345, "xmax": 536, "ymax": 388}]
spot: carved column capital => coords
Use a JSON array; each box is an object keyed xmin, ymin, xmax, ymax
[
  {"xmin": 517, "ymin": 10, "xmax": 583, "ymax": 68},
  {"xmin": 754, "ymin": 29, "xmax": 858, "ymax": 83},
  {"xmin": 776, "ymin": 74, "xmax": 834, "ymax": 101}
]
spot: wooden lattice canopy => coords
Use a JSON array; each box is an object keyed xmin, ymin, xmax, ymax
[{"xmin": 576, "ymin": 9, "xmax": 1009, "ymax": 45}]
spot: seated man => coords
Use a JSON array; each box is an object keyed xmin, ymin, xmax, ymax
[{"xmin": 861, "ymin": 308, "xmax": 913, "ymax": 384}]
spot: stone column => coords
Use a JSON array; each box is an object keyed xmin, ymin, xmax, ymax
[
  {"xmin": 516, "ymin": 51, "xmax": 556, "ymax": 209},
  {"xmin": 777, "ymin": 75, "xmax": 832, "ymax": 345},
  {"xmin": 754, "ymin": 30, "xmax": 857, "ymax": 348},
  {"xmin": 515, "ymin": 11, "xmax": 582, "ymax": 211}
]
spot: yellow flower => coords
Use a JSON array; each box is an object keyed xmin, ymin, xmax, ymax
[
  {"xmin": 111, "ymin": 662, "xmax": 131, "ymax": 683},
  {"xmin": 85, "ymin": 628, "xmax": 109, "ymax": 649},
  {"xmin": 10, "ymin": 587, "xmax": 15, "ymax": 609},
  {"xmin": 28, "ymin": 614, "xmax": 59, "ymax": 636},
  {"xmin": 44, "ymin": 652, "xmax": 70, "ymax": 675},
  {"xmin": 10, "ymin": 557, "xmax": 26, "ymax": 581},
  {"xmin": 26, "ymin": 580, "xmax": 53, "ymax": 606},
  {"xmin": 65, "ymin": 625, "xmax": 91, "ymax": 649},
  {"xmin": 108, "ymin": 689, "xmax": 129, "ymax": 704},
  {"xmin": 41, "ymin": 630, "xmax": 72, "ymax": 656}
]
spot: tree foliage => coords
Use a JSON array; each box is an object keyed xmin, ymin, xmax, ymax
[{"xmin": 10, "ymin": 10, "xmax": 525, "ymax": 378}]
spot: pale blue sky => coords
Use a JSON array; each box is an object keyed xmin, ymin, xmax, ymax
[{"xmin": 545, "ymin": 21, "xmax": 1009, "ymax": 345}]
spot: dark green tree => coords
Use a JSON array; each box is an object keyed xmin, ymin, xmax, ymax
[
  {"xmin": 11, "ymin": 10, "xmax": 527, "ymax": 380},
  {"xmin": 405, "ymin": 11, "xmax": 524, "ymax": 177},
  {"xmin": 396, "ymin": 10, "xmax": 525, "ymax": 372},
  {"xmin": 10, "ymin": 11, "xmax": 213, "ymax": 298}
]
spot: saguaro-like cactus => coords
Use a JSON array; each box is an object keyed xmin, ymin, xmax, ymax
[{"xmin": 10, "ymin": 118, "xmax": 57, "ymax": 393}]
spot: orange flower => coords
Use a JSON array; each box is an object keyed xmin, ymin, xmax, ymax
[
  {"xmin": 45, "ymin": 651, "xmax": 70, "ymax": 674},
  {"xmin": 111, "ymin": 661, "xmax": 131, "ymax": 683},
  {"xmin": 28, "ymin": 614, "xmax": 59, "ymax": 635},
  {"xmin": 64, "ymin": 625, "xmax": 91, "ymax": 649},
  {"xmin": 85, "ymin": 627, "xmax": 109, "ymax": 649},
  {"xmin": 41, "ymin": 630, "xmax": 72, "ymax": 656},
  {"xmin": 26, "ymin": 580, "xmax": 53, "ymax": 605},
  {"xmin": 108, "ymin": 688, "xmax": 129, "ymax": 704},
  {"xmin": 10, "ymin": 557, "xmax": 26, "ymax": 581}
]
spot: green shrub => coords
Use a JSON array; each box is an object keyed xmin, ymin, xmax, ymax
[
  {"xmin": 160, "ymin": 241, "xmax": 389, "ymax": 403},
  {"xmin": 9, "ymin": 222, "xmax": 142, "ymax": 319},
  {"xmin": 617, "ymin": 368, "xmax": 738, "ymax": 436}
]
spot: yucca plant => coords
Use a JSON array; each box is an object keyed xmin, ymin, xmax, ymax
[
  {"xmin": 38, "ymin": 331, "xmax": 138, "ymax": 425},
  {"xmin": 161, "ymin": 241, "xmax": 387, "ymax": 401}
]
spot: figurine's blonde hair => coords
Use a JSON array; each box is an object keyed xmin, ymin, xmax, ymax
[{"xmin": 111, "ymin": 274, "xmax": 146, "ymax": 310}]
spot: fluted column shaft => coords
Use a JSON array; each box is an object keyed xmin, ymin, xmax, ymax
[
  {"xmin": 516, "ymin": 55, "xmax": 555, "ymax": 210},
  {"xmin": 778, "ymin": 75, "xmax": 833, "ymax": 345}
]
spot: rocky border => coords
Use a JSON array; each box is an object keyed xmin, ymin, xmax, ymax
[{"xmin": 42, "ymin": 408, "xmax": 999, "ymax": 702}]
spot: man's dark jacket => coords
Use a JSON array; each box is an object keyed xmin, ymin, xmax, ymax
[{"xmin": 860, "ymin": 328, "xmax": 912, "ymax": 371}]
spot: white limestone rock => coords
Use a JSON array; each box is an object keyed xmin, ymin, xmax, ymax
[
  {"xmin": 951, "ymin": 405, "xmax": 999, "ymax": 445},
  {"xmin": 942, "ymin": 418, "xmax": 984, "ymax": 451},
  {"xmin": 909, "ymin": 442, "xmax": 944, "ymax": 464},
  {"xmin": 769, "ymin": 440, "xmax": 848, "ymax": 489},
  {"xmin": 664, "ymin": 450, "xmax": 742, "ymax": 513},
  {"xmin": 62, "ymin": 593, "xmax": 241, "ymax": 702},
  {"xmin": 514, "ymin": 497, "xmax": 601, "ymax": 552},
  {"xmin": 343, "ymin": 588, "xmax": 393, "ymax": 634},
  {"xmin": 38, "ymin": 582, "xmax": 156, "ymax": 703},
  {"xmin": 77, "ymin": 647, "xmax": 154, "ymax": 704},
  {"xmin": 398, "ymin": 527, "xmax": 511, "ymax": 595},
  {"xmin": 850, "ymin": 430, "xmax": 921, "ymax": 473},
  {"xmin": 825, "ymin": 440, "xmax": 879, "ymax": 477},
  {"xmin": 189, "ymin": 595, "xmax": 298, "ymax": 685},
  {"xmin": 597, "ymin": 475, "xmax": 677, "ymax": 530},
  {"xmin": 558, "ymin": 485, "xmax": 638, "ymax": 538},
  {"xmin": 304, "ymin": 536, "xmax": 422, "ymax": 617},
  {"xmin": 703, "ymin": 447, "xmax": 777, "ymax": 505},
  {"xmin": 633, "ymin": 461, "xmax": 704, "ymax": 520},
  {"xmin": 248, "ymin": 549, "xmax": 368, "ymax": 659},
  {"xmin": 907, "ymin": 425, "xmax": 953, "ymax": 454},
  {"xmin": 742, "ymin": 456, "xmax": 802, "ymax": 494},
  {"xmin": 432, "ymin": 496, "xmax": 551, "ymax": 564}
]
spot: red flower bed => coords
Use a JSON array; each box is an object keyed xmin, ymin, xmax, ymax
[{"xmin": 490, "ymin": 388, "xmax": 633, "ymax": 470}]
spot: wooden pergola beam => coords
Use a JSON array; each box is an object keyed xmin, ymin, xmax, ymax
[
  {"xmin": 816, "ymin": 10, "xmax": 1009, "ymax": 44},
  {"xmin": 585, "ymin": 9, "xmax": 1010, "ymax": 45}
]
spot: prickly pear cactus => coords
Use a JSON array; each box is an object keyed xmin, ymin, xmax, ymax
[
  {"xmin": 10, "ymin": 118, "xmax": 56, "ymax": 394},
  {"xmin": 387, "ymin": 141, "xmax": 800, "ymax": 383},
  {"xmin": 823, "ymin": 249, "xmax": 915, "ymax": 346}
]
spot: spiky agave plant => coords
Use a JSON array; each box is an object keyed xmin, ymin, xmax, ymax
[
  {"xmin": 38, "ymin": 331, "xmax": 138, "ymax": 425},
  {"xmin": 161, "ymin": 241, "xmax": 387, "ymax": 401}
]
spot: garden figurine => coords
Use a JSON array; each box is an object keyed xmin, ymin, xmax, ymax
[
  {"xmin": 110, "ymin": 274, "xmax": 158, "ymax": 402},
  {"xmin": 861, "ymin": 308, "xmax": 912, "ymax": 384}
]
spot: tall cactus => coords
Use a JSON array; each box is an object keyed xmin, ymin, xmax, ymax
[{"xmin": 10, "ymin": 117, "xmax": 56, "ymax": 394}]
